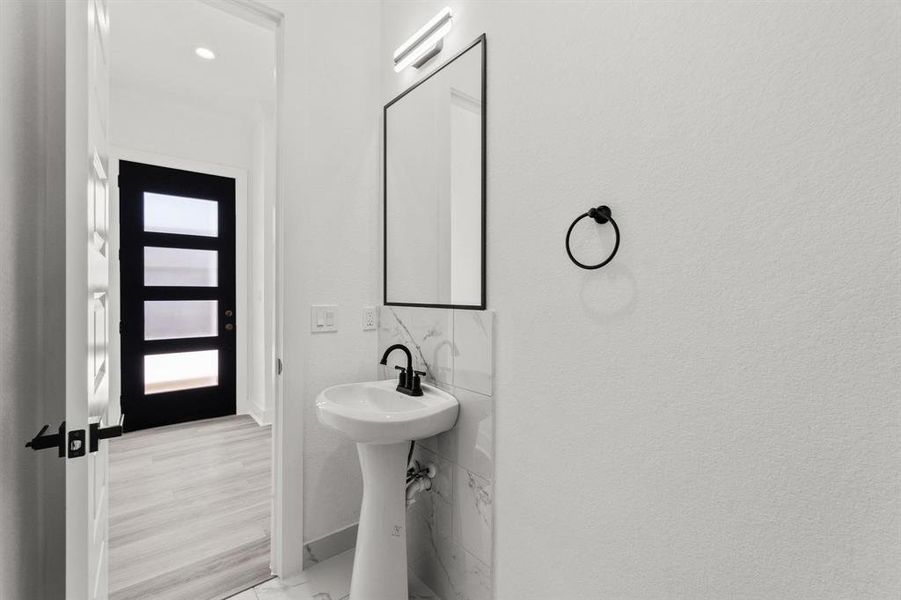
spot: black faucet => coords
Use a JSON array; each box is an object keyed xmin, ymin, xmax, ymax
[{"xmin": 379, "ymin": 344, "xmax": 425, "ymax": 397}]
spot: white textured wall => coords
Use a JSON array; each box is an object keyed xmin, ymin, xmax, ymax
[
  {"xmin": 0, "ymin": 1, "xmax": 66, "ymax": 597},
  {"xmin": 250, "ymin": 110, "xmax": 277, "ymax": 424},
  {"xmin": 0, "ymin": 2, "xmax": 42, "ymax": 596},
  {"xmin": 263, "ymin": 0, "xmax": 382, "ymax": 549},
  {"xmin": 382, "ymin": 2, "xmax": 901, "ymax": 598},
  {"xmin": 110, "ymin": 87, "xmax": 256, "ymax": 172}
]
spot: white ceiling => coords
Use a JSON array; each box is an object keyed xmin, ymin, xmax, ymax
[{"xmin": 109, "ymin": 0, "xmax": 276, "ymax": 116}]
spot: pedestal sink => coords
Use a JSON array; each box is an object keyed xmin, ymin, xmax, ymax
[{"xmin": 316, "ymin": 379, "xmax": 458, "ymax": 600}]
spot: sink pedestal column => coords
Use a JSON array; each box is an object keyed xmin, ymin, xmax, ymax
[{"xmin": 350, "ymin": 441, "xmax": 409, "ymax": 600}]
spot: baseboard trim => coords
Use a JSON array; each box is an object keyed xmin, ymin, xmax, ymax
[
  {"xmin": 303, "ymin": 523, "xmax": 358, "ymax": 570},
  {"xmin": 248, "ymin": 401, "xmax": 272, "ymax": 426}
]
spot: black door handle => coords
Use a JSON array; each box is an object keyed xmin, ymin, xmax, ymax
[
  {"xmin": 25, "ymin": 422, "xmax": 67, "ymax": 457},
  {"xmin": 89, "ymin": 415, "xmax": 124, "ymax": 453}
]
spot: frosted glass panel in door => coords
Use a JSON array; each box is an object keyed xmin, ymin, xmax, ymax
[
  {"xmin": 144, "ymin": 300, "xmax": 218, "ymax": 340},
  {"xmin": 144, "ymin": 192, "xmax": 218, "ymax": 237},
  {"xmin": 144, "ymin": 247, "xmax": 217, "ymax": 287},
  {"xmin": 144, "ymin": 350, "xmax": 219, "ymax": 394}
]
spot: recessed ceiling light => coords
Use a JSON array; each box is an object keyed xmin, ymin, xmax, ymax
[{"xmin": 195, "ymin": 47, "xmax": 216, "ymax": 60}]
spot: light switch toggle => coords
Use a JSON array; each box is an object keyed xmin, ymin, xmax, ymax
[{"xmin": 311, "ymin": 305, "xmax": 338, "ymax": 333}]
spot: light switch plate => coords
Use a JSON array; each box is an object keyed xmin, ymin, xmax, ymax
[
  {"xmin": 311, "ymin": 305, "xmax": 338, "ymax": 333},
  {"xmin": 362, "ymin": 306, "xmax": 376, "ymax": 331}
]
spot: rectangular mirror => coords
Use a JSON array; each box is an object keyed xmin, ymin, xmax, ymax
[{"xmin": 384, "ymin": 34, "xmax": 486, "ymax": 309}]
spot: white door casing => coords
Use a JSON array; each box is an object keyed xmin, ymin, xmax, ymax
[{"xmin": 66, "ymin": 0, "xmax": 112, "ymax": 598}]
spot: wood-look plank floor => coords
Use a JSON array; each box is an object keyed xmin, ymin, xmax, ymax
[{"xmin": 109, "ymin": 415, "xmax": 272, "ymax": 600}]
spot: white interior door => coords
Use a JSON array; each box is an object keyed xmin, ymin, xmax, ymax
[{"xmin": 66, "ymin": 0, "xmax": 112, "ymax": 598}]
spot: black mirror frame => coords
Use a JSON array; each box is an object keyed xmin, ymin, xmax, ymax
[{"xmin": 383, "ymin": 34, "xmax": 487, "ymax": 310}]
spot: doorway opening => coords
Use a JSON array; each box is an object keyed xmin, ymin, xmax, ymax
[{"xmin": 105, "ymin": 1, "xmax": 282, "ymax": 598}]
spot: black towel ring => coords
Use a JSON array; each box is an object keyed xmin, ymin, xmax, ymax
[{"xmin": 565, "ymin": 205, "xmax": 620, "ymax": 270}]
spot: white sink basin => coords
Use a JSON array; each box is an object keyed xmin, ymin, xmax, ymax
[
  {"xmin": 315, "ymin": 379, "xmax": 458, "ymax": 600},
  {"xmin": 316, "ymin": 379, "xmax": 458, "ymax": 444}
]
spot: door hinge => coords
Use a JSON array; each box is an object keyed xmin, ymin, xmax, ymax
[
  {"xmin": 276, "ymin": 358, "xmax": 283, "ymax": 375},
  {"xmin": 119, "ymin": 320, "xmax": 122, "ymax": 334}
]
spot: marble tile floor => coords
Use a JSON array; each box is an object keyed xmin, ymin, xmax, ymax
[{"xmin": 227, "ymin": 549, "xmax": 440, "ymax": 600}]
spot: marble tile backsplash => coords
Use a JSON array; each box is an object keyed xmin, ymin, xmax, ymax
[
  {"xmin": 379, "ymin": 306, "xmax": 455, "ymax": 385},
  {"xmin": 378, "ymin": 306, "xmax": 494, "ymax": 600},
  {"xmin": 452, "ymin": 311, "xmax": 493, "ymax": 396}
]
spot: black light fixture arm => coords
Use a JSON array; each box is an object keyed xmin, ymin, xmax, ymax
[{"xmin": 565, "ymin": 205, "xmax": 621, "ymax": 270}]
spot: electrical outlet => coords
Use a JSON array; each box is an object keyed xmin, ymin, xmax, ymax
[{"xmin": 362, "ymin": 306, "xmax": 376, "ymax": 331}]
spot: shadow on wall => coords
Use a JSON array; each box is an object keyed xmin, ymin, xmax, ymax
[
  {"xmin": 306, "ymin": 443, "xmax": 364, "ymax": 542},
  {"xmin": 579, "ymin": 263, "xmax": 638, "ymax": 322}
]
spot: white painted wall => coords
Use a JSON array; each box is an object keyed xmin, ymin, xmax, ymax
[
  {"xmin": 0, "ymin": 2, "xmax": 44, "ymax": 596},
  {"xmin": 111, "ymin": 86, "xmax": 256, "ymax": 174},
  {"xmin": 0, "ymin": 1, "xmax": 66, "ymax": 597},
  {"xmin": 382, "ymin": 2, "xmax": 901, "ymax": 598},
  {"xmin": 250, "ymin": 109, "xmax": 277, "ymax": 425},
  {"xmin": 260, "ymin": 1, "xmax": 382, "ymax": 553}
]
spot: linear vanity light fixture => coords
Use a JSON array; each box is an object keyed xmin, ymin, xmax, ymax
[{"xmin": 393, "ymin": 6, "xmax": 454, "ymax": 73}]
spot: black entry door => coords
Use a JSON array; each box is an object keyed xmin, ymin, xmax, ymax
[{"xmin": 119, "ymin": 161, "xmax": 237, "ymax": 431}]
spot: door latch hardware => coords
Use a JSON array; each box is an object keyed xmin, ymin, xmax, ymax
[
  {"xmin": 68, "ymin": 429, "xmax": 86, "ymax": 458},
  {"xmin": 89, "ymin": 415, "xmax": 124, "ymax": 453},
  {"xmin": 25, "ymin": 422, "xmax": 67, "ymax": 457}
]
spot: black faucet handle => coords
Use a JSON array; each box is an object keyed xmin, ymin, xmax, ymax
[
  {"xmin": 393, "ymin": 365, "xmax": 407, "ymax": 387},
  {"xmin": 413, "ymin": 370, "xmax": 426, "ymax": 376},
  {"xmin": 411, "ymin": 371, "xmax": 425, "ymax": 396}
]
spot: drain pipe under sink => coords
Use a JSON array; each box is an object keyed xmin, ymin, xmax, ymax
[{"xmin": 406, "ymin": 459, "xmax": 437, "ymax": 508}]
